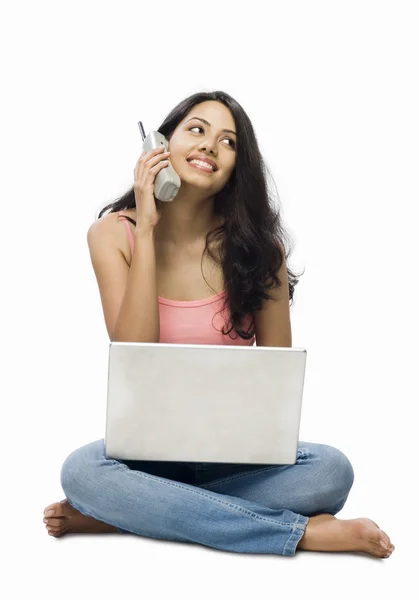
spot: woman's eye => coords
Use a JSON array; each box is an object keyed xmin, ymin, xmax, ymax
[{"xmin": 189, "ymin": 126, "xmax": 235, "ymax": 149}]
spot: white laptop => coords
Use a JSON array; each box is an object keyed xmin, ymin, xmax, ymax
[{"xmin": 105, "ymin": 342, "xmax": 307, "ymax": 465}]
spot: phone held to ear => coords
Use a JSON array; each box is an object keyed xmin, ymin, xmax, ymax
[{"xmin": 138, "ymin": 121, "xmax": 181, "ymax": 202}]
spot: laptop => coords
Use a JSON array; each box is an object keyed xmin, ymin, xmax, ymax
[{"xmin": 104, "ymin": 342, "xmax": 307, "ymax": 465}]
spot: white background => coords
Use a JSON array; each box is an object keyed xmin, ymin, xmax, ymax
[{"xmin": 2, "ymin": 0, "xmax": 417, "ymax": 598}]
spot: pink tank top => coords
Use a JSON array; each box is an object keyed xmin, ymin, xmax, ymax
[{"xmin": 118, "ymin": 212, "xmax": 255, "ymax": 346}]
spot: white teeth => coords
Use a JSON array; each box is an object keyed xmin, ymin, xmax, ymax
[{"xmin": 189, "ymin": 159, "xmax": 214, "ymax": 170}]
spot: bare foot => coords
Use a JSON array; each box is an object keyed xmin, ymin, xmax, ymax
[
  {"xmin": 297, "ymin": 514, "xmax": 395, "ymax": 558},
  {"xmin": 43, "ymin": 499, "xmax": 119, "ymax": 538}
]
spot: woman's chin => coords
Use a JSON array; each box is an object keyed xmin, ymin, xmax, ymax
[{"xmin": 179, "ymin": 177, "xmax": 211, "ymax": 189}]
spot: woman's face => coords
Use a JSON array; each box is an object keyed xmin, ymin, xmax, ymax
[{"xmin": 167, "ymin": 101, "xmax": 237, "ymax": 195}]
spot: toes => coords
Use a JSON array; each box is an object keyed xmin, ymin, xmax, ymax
[
  {"xmin": 368, "ymin": 542, "xmax": 391, "ymax": 559},
  {"xmin": 45, "ymin": 521, "xmax": 69, "ymax": 536},
  {"xmin": 43, "ymin": 505, "xmax": 60, "ymax": 517},
  {"xmin": 371, "ymin": 521, "xmax": 393, "ymax": 551},
  {"xmin": 48, "ymin": 529, "xmax": 62, "ymax": 537},
  {"xmin": 47, "ymin": 524, "xmax": 67, "ymax": 533},
  {"xmin": 377, "ymin": 539, "xmax": 393, "ymax": 554},
  {"xmin": 378, "ymin": 530, "xmax": 392, "ymax": 550},
  {"xmin": 44, "ymin": 517, "xmax": 63, "ymax": 527},
  {"xmin": 365, "ymin": 522, "xmax": 392, "ymax": 550},
  {"xmin": 374, "ymin": 540, "xmax": 393, "ymax": 558},
  {"xmin": 373, "ymin": 547, "xmax": 387, "ymax": 558},
  {"xmin": 46, "ymin": 525, "xmax": 61, "ymax": 533},
  {"xmin": 43, "ymin": 501, "xmax": 71, "ymax": 535},
  {"xmin": 43, "ymin": 499, "xmax": 68, "ymax": 518}
]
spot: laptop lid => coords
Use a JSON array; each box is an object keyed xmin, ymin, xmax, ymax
[{"xmin": 105, "ymin": 342, "xmax": 307, "ymax": 465}]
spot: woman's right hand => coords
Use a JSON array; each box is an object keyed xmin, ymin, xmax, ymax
[{"xmin": 133, "ymin": 146, "xmax": 171, "ymax": 231}]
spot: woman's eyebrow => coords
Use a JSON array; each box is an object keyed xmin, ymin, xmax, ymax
[{"xmin": 185, "ymin": 116, "xmax": 236, "ymax": 136}]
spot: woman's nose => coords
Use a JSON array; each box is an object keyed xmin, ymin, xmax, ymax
[{"xmin": 199, "ymin": 141, "xmax": 217, "ymax": 154}]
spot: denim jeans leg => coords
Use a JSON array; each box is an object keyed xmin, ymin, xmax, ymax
[
  {"xmin": 60, "ymin": 439, "xmax": 308, "ymax": 556},
  {"xmin": 196, "ymin": 440, "xmax": 355, "ymax": 544}
]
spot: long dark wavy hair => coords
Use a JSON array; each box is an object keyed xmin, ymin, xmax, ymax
[{"xmin": 97, "ymin": 91, "xmax": 304, "ymax": 340}]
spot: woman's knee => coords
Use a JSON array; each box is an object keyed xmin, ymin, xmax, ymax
[
  {"xmin": 317, "ymin": 443, "xmax": 355, "ymax": 501},
  {"xmin": 302, "ymin": 442, "xmax": 355, "ymax": 510},
  {"xmin": 60, "ymin": 439, "xmax": 105, "ymax": 502}
]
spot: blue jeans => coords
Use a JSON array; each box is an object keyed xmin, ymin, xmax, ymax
[{"xmin": 60, "ymin": 439, "xmax": 354, "ymax": 556}]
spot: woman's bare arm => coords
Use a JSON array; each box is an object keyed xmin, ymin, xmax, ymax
[{"xmin": 87, "ymin": 215, "xmax": 160, "ymax": 343}]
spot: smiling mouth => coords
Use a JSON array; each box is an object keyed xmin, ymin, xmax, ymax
[{"xmin": 186, "ymin": 159, "xmax": 217, "ymax": 173}]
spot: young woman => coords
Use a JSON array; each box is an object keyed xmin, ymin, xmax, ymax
[{"xmin": 43, "ymin": 91, "xmax": 394, "ymax": 558}]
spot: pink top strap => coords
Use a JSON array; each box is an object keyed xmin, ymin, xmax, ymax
[{"xmin": 118, "ymin": 211, "xmax": 135, "ymax": 254}]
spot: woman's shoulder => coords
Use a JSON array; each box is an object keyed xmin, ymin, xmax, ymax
[{"xmin": 87, "ymin": 209, "xmax": 137, "ymax": 265}]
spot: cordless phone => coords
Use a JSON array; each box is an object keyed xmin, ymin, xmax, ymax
[{"xmin": 138, "ymin": 121, "xmax": 181, "ymax": 202}]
